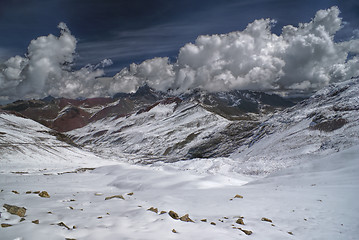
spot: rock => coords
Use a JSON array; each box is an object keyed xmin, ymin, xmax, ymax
[
  {"xmin": 288, "ymin": 232, "xmax": 293, "ymax": 235},
  {"xmin": 20, "ymin": 218, "xmax": 26, "ymax": 222},
  {"xmin": 12, "ymin": 190, "xmax": 19, "ymax": 194},
  {"xmin": 236, "ymin": 218, "xmax": 245, "ymax": 225},
  {"xmin": 57, "ymin": 222, "xmax": 71, "ymax": 230},
  {"xmin": 39, "ymin": 191, "xmax": 50, "ymax": 198},
  {"xmin": 159, "ymin": 211, "xmax": 167, "ymax": 215},
  {"xmin": 26, "ymin": 191, "xmax": 32, "ymax": 194},
  {"xmin": 147, "ymin": 207, "xmax": 158, "ymax": 213},
  {"xmin": 234, "ymin": 194, "xmax": 243, "ymax": 199},
  {"xmin": 3, "ymin": 204, "xmax": 26, "ymax": 217},
  {"xmin": 32, "ymin": 219, "xmax": 39, "ymax": 224},
  {"xmin": 210, "ymin": 222, "xmax": 216, "ymax": 225},
  {"xmin": 172, "ymin": 229, "xmax": 177, "ymax": 233},
  {"xmin": 168, "ymin": 210, "xmax": 179, "ymax": 220},
  {"xmin": 127, "ymin": 192, "xmax": 134, "ymax": 196},
  {"xmin": 1, "ymin": 223, "xmax": 12, "ymax": 228},
  {"xmin": 33, "ymin": 191, "xmax": 40, "ymax": 194},
  {"xmin": 180, "ymin": 214, "xmax": 194, "ymax": 222},
  {"xmin": 238, "ymin": 228, "xmax": 252, "ymax": 235},
  {"xmin": 105, "ymin": 195, "xmax": 124, "ymax": 200},
  {"xmin": 261, "ymin": 217, "xmax": 272, "ymax": 223},
  {"xmin": 94, "ymin": 193, "xmax": 103, "ymax": 196},
  {"xmin": 201, "ymin": 219, "xmax": 207, "ymax": 222}
]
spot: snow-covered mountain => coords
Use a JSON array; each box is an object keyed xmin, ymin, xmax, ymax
[
  {"xmin": 0, "ymin": 78, "xmax": 358, "ymax": 240},
  {"xmin": 231, "ymin": 78, "xmax": 359, "ymax": 174}
]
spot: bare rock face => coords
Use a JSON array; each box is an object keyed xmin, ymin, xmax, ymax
[{"xmin": 3, "ymin": 204, "xmax": 26, "ymax": 217}]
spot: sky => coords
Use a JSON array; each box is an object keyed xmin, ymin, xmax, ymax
[{"xmin": 0, "ymin": 0, "xmax": 359, "ymax": 102}]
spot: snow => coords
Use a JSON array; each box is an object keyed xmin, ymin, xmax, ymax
[
  {"xmin": 70, "ymin": 101, "xmax": 230, "ymax": 161},
  {"xmin": 1, "ymin": 111, "xmax": 359, "ymax": 239},
  {"xmin": 1, "ymin": 79, "xmax": 359, "ymax": 239}
]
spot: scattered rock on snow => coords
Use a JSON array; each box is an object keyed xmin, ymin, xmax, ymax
[
  {"xmin": 1, "ymin": 223, "xmax": 12, "ymax": 228},
  {"xmin": 288, "ymin": 231, "xmax": 294, "ymax": 235},
  {"xmin": 105, "ymin": 195, "xmax": 124, "ymax": 200},
  {"xmin": 172, "ymin": 229, "xmax": 177, "ymax": 233},
  {"xmin": 234, "ymin": 194, "xmax": 243, "ymax": 199},
  {"xmin": 261, "ymin": 217, "xmax": 272, "ymax": 223},
  {"xmin": 39, "ymin": 191, "xmax": 50, "ymax": 198},
  {"xmin": 238, "ymin": 227, "xmax": 253, "ymax": 235},
  {"xmin": 180, "ymin": 214, "xmax": 194, "ymax": 222},
  {"xmin": 236, "ymin": 218, "xmax": 245, "ymax": 225},
  {"xmin": 32, "ymin": 219, "xmax": 39, "ymax": 224},
  {"xmin": 12, "ymin": 190, "xmax": 19, "ymax": 194},
  {"xmin": 127, "ymin": 192, "xmax": 134, "ymax": 196},
  {"xmin": 168, "ymin": 210, "xmax": 179, "ymax": 220},
  {"xmin": 160, "ymin": 211, "xmax": 167, "ymax": 215},
  {"xmin": 210, "ymin": 222, "xmax": 216, "ymax": 225},
  {"xmin": 201, "ymin": 219, "xmax": 207, "ymax": 222},
  {"xmin": 147, "ymin": 207, "xmax": 158, "ymax": 213},
  {"xmin": 3, "ymin": 204, "xmax": 26, "ymax": 217},
  {"xmin": 57, "ymin": 222, "xmax": 71, "ymax": 230}
]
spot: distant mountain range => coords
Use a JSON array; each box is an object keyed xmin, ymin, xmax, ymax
[{"xmin": 1, "ymin": 78, "xmax": 358, "ymax": 173}]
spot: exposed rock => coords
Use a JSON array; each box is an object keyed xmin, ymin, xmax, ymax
[
  {"xmin": 168, "ymin": 210, "xmax": 179, "ymax": 220},
  {"xmin": 3, "ymin": 204, "xmax": 26, "ymax": 217},
  {"xmin": 234, "ymin": 194, "xmax": 243, "ymax": 199},
  {"xmin": 57, "ymin": 222, "xmax": 71, "ymax": 230},
  {"xmin": 172, "ymin": 229, "xmax": 177, "ymax": 233},
  {"xmin": 159, "ymin": 211, "xmax": 167, "ymax": 215},
  {"xmin": 147, "ymin": 207, "xmax": 158, "ymax": 213},
  {"xmin": 94, "ymin": 193, "xmax": 103, "ymax": 196},
  {"xmin": 105, "ymin": 195, "xmax": 124, "ymax": 200},
  {"xmin": 33, "ymin": 191, "xmax": 40, "ymax": 194},
  {"xmin": 32, "ymin": 219, "xmax": 39, "ymax": 224},
  {"xmin": 238, "ymin": 227, "xmax": 253, "ymax": 235},
  {"xmin": 20, "ymin": 218, "xmax": 26, "ymax": 222},
  {"xmin": 201, "ymin": 219, "xmax": 207, "ymax": 222},
  {"xmin": 236, "ymin": 218, "xmax": 245, "ymax": 225},
  {"xmin": 1, "ymin": 223, "xmax": 12, "ymax": 228},
  {"xmin": 261, "ymin": 217, "xmax": 272, "ymax": 223},
  {"xmin": 12, "ymin": 190, "xmax": 19, "ymax": 194},
  {"xmin": 180, "ymin": 214, "xmax": 194, "ymax": 222},
  {"xmin": 210, "ymin": 222, "xmax": 216, "ymax": 225},
  {"xmin": 127, "ymin": 192, "xmax": 134, "ymax": 196},
  {"xmin": 288, "ymin": 232, "xmax": 293, "ymax": 235},
  {"xmin": 39, "ymin": 191, "xmax": 50, "ymax": 198},
  {"xmin": 26, "ymin": 191, "xmax": 32, "ymax": 194}
]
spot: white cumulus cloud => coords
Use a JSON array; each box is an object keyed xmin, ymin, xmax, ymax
[
  {"xmin": 0, "ymin": 6, "xmax": 358, "ymax": 103},
  {"xmin": 0, "ymin": 23, "xmax": 111, "ymax": 103},
  {"xmin": 111, "ymin": 6, "xmax": 359, "ymax": 94}
]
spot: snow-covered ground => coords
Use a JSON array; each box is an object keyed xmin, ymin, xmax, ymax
[{"xmin": 1, "ymin": 110, "xmax": 359, "ymax": 239}]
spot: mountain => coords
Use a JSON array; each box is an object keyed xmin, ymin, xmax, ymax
[
  {"xmin": 231, "ymin": 78, "xmax": 359, "ymax": 174},
  {"xmin": 1, "ymin": 87, "xmax": 296, "ymax": 162},
  {"xmin": 0, "ymin": 79, "xmax": 358, "ymax": 240}
]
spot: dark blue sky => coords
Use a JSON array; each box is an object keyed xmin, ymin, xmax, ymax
[{"xmin": 0, "ymin": 0, "xmax": 358, "ymax": 75}]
